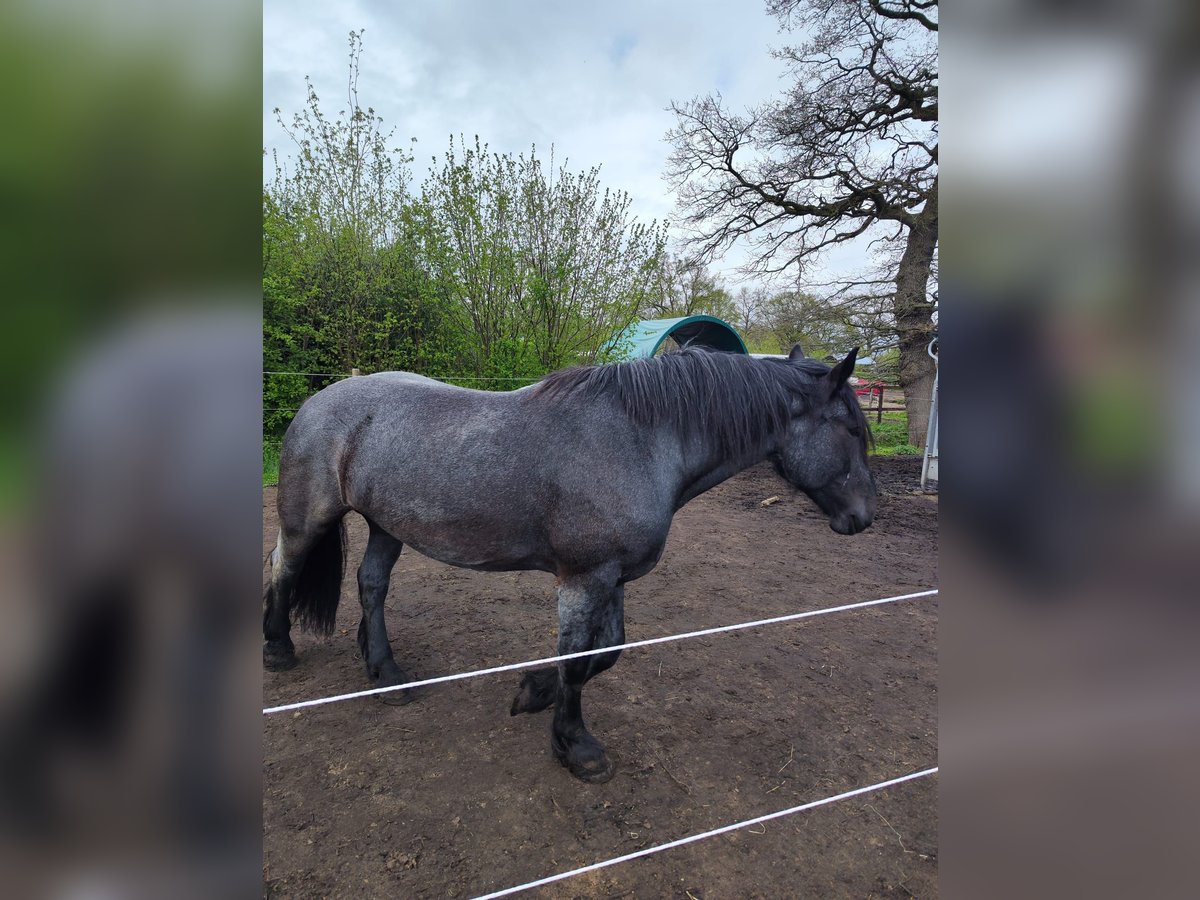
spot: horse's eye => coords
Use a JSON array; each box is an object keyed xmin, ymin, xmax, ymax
[{"xmin": 848, "ymin": 425, "xmax": 862, "ymax": 438}]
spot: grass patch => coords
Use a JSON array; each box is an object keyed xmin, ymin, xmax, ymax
[
  {"xmin": 872, "ymin": 443, "xmax": 923, "ymax": 457},
  {"xmin": 263, "ymin": 441, "xmax": 280, "ymax": 487},
  {"xmin": 0, "ymin": 435, "xmax": 32, "ymax": 514},
  {"xmin": 869, "ymin": 410, "xmax": 923, "ymax": 456}
]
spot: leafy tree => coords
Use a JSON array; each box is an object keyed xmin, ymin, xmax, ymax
[
  {"xmin": 267, "ymin": 31, "xmax": 451, "ymax": 376},
  {"xmin": 666, "ymin": 0, "xmax": 937, "ymax": 443},
  {"xmin": 762, "ymin": 290, "xmax": 858, "ymax": 360},
  {"xmin": 263, "ymin": 33, "xmax": 673, "ymax": 449},
  {"xmin": 414, "ymin": 136, "xmax": 667, "ymax": 373},
  {"xmin": 263, "ymin": 31, "xmax": 467, "ymax": 439}
]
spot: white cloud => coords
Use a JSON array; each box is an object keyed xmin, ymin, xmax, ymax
[{"xmin": 263, "ymin": 0, "xmax": 868, "ymax": 286}]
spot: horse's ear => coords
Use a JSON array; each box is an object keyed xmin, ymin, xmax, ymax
[
  {"xmin": 788, "ymin": 343, "xmax": 805, "ymax": 362},
  {"xmin": 827, "ymin": 347, "xmax": 858, "ymax": 397}
]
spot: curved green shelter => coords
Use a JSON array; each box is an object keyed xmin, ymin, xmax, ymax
[{"xmin": 609, "ymin": 315, "xmax": 748, "ymax": 359}]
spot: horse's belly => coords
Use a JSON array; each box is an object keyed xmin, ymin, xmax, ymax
[
  {"xmin": 407, "ymin": 539, "xmax": 550, "ymax": 573},
  {"xmin": 379, "ymin": 515, "xmax": 551, "ymax": 573}
]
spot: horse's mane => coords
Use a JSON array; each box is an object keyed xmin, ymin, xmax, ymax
[{"xmin": 532, "ymin": 347, "xmax": 871, "ymax": 458}]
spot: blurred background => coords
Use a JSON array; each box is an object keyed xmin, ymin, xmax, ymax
[
  {"xmin": 943, "ymin": 0, "xmax": 1200, "ymax": 898},
  {"xmin": 0, "ymin": 0, "xmax": 261, "ymax": 897},
  {"xmin": 0, "ymin": 0, "xmax": 1196, "ymax": 896}
]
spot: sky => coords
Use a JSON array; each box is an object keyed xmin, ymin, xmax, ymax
[{"xmin": 263, "ymin": 0, "xmax": 863, "ymax": 288}]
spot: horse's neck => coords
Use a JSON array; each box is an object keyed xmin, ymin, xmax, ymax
[{"xmin": 672, "ymin": 427, "xmax": 776, "ymax": 509}]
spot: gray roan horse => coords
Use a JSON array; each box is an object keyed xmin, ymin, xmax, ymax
[{"xmin": 264, "ymin": 345, "xmax": 876, "ymax": 782}]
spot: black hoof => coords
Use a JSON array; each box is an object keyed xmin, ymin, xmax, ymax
[
  {"xmin": 370, "ymin": 664, "xmax": 418, "ymax": 706},
  {"xmin": 377, "ymin": 690, "xmax": 415, "ymax": 707},
  {"xmin": 510, "ymin": 669, "xmax": 558, "ymax": 716},
  {"xmin": 552, "ymin": 732, "xmax": 616, "ymax": 784},
  {"xmin": 567, "ymin": 753, "xmax": 616, "ymax": 783},
  {"xmin": 263, "ymin": 643, "xmax": 297, "ymax": 672}
]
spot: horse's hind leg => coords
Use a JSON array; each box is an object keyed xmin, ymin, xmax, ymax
[
  {"xmin": 264, "ymin": 442, "xmax": 349, "ymax": 671},
  {"xmin": 356, "ymin": 521, "xmax": 413, "ymax": 705},
  {"xmin": 548, "ymin": 571, "xmax": 626, "ymax": 783},
  {"xmin": 263, "ymin": 531, "xmax": 305, "ymax": 670},
  {"xmin": 264, "ymin": 512, "xmax": 347, "ymax": 670}
]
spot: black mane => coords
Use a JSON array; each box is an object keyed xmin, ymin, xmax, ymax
[{"xmin": 533, "ymin": 347, "xmax": 871, "ymax": 457}]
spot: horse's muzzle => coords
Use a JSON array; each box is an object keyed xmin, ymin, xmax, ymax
[{"xmin": 830, "ymin": 510, "xmax": 872, "ymax": 535}]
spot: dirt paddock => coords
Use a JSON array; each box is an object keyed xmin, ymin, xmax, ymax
[{"xmin": 263, "ymin": 457, "xmax": 938, "ymax": 898}]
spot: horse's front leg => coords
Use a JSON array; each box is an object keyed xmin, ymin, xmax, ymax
[
  {"xmin": 550, "ymin": 570, "xmax": 626, "ymax": 783},
  {"xmin": 356, "ymin": 521, "xmax": 412, "ymax": 705}
]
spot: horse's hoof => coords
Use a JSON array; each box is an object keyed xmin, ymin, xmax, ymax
[
  {"xmin": 552, "ymin": 734, "xmax": 616, "ymax": 783},
  {"xmin": 377, "ymin": 689, "xmax": 415, "ymax": 706},
  {"xmin": 263, "ymin": 644, "xmax": 297, "ymax": 672},
  {"xmin": 510, "ymin": 669, "xmax": 558, "ymax": 716},
  {"xmin": 567, "ymin": 753, "xmax": 616, "ymax": 784},
  {"xmin": 372, "ymin": 667, "xmax": 418, "ymax": 705}
]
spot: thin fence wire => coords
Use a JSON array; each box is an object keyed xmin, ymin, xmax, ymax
[
  {"xmin": 263, "ymin": 371, "xmax": 540, "ymax": 381},
  {"xmin": 262, "ymin": 589, "xmax": 937, "ymax": 715},
  {"xmin": 263, "ymin": 371, "xmax": 349, "ymax": 378},
  {"xmin": 470, "ymin": 766, "xmax": 939, "ymax": 900}
]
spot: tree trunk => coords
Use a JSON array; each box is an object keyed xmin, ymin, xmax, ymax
[{"xmin": 892, "ymin": 180, "xmax": 938, "ymax": 446}]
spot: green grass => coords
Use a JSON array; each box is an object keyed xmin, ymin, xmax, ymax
[
  {"xmin": 0, "ymin": 435, "xmax": 32, "ymax": 514},
  {"xmin": 869, "ymin": 411, "xmax": 923, "ymax": 456},
  {"xmin": 263, "ymin": 442, "xmax": 280, "ymax": 487}
]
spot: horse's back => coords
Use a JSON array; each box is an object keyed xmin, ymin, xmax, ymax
[
  {"xmin": 278, "ymin": 373, "xmax": 467, "ymax": 518},
  {"xmin": 280, "ymin": 370, "xmax": 675, "ymax": 577},
  {"xmin": 284, "ymin": 371, "xmax": 515, "ymax": 471},
  {"xmin": 284, "ymin": 373, "xmax": 539, "ymax": 543}
]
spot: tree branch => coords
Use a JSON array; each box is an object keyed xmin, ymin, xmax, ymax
[{"xmin": 867, "ymin": 0, "xmax": 938, "ymax": 32}]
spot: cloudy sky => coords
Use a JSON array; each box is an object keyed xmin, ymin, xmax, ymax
[{"xmin": 263, "ymin": 1, "xmax": 859, "ymax": 286}]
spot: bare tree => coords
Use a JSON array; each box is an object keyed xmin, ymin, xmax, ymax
[
  {"xmin": 665, "ymin": 0, "xmax": 937, "ymax": 443},
  {"xmin": 733, "ymin": 284, "xmax": 769, "ymax": 335},
  {"xmin": 642, "ymin": 252, "xmax": 737, "ymax": 322}
]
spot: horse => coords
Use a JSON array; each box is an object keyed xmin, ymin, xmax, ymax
[{"xmin": 264, "ymin": 344, "xmax": 876, "ymax": 782}]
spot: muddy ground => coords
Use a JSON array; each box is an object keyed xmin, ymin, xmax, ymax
[{"xmin": 263, "ymin": 456, "xmax": 938, "ymax": 898}]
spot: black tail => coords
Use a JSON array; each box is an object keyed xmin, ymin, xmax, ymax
[{"xmin": 291, "ymin": 518, "xmax": 347, "ymax": 635}]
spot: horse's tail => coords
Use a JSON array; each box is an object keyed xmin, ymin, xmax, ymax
[{"xmin": 290, "ymin": 517, "xmax": 347, "ymax": 635}]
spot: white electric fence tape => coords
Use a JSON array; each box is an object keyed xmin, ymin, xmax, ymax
[
  {"xmin": 470, "ymin": 766, "xmax": 940, "ymax": 900},
  {"xmin": 264, "ymin": 588, "xmax": 937, "ymax": 715}
]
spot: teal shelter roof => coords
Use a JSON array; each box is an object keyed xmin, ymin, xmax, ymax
[{"xmin": 609, "ymin": 315, "xmax": 748, "ymax": 359}]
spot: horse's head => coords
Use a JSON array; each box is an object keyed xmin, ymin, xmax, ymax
[{"xmin": 773, "ymin": 346, "xmax": 877, "ymax": 535}]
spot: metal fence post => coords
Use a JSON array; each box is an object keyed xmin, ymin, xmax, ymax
[{"xmin": 920, "ymin": 339, "xmax": 939, "ymax": 491}]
